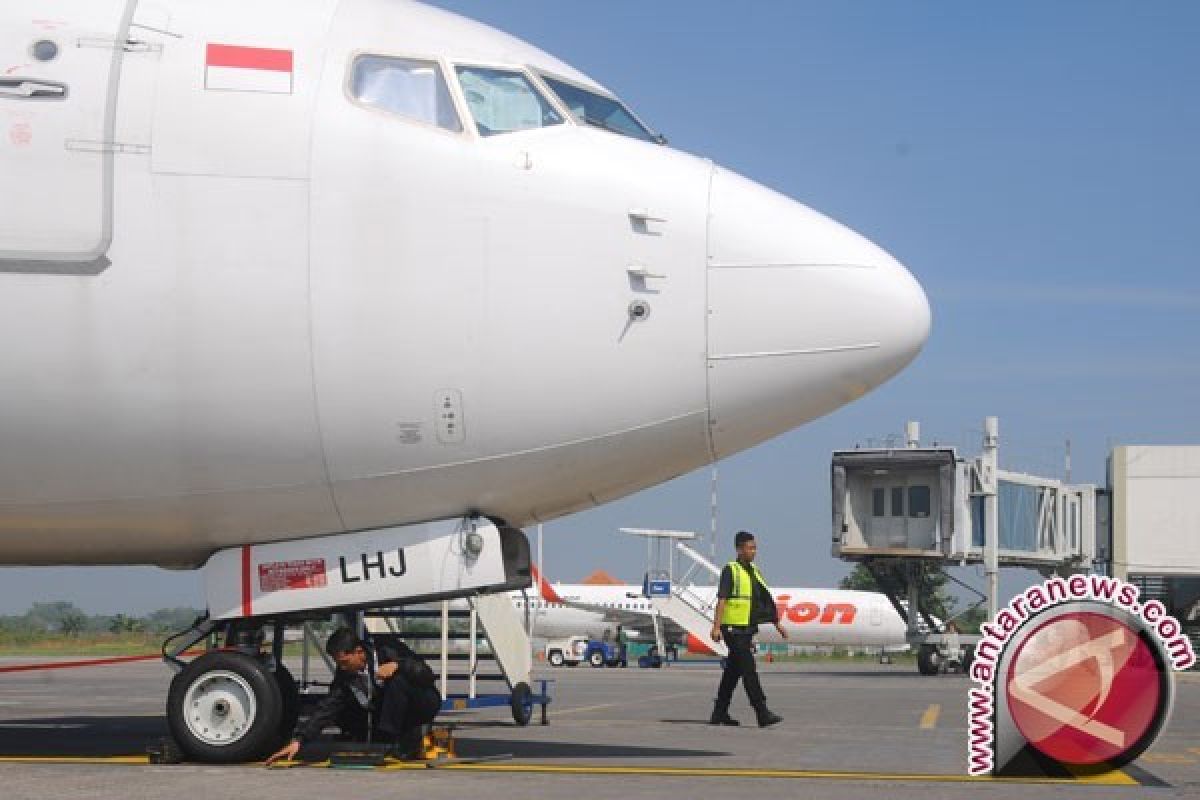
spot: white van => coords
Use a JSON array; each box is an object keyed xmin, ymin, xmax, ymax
[{"xmin": 544, "ymin": 636, "xmax": 589, "ymax": 667}]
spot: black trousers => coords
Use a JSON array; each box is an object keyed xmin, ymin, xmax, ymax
[
  {"xmin": 716, "ymin": 627, "xmax": 766, "ymax": 709},
  {"xmin": 374, "ymin": 675, "xmax": 442, "ymax": 743}
]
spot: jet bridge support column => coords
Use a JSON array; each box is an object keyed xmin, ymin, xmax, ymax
[
  {"xmin": 906, "ymin": 563, "xmax": 922, "ymax": 642},
  {"xmin": 981, "ymin": 416, "xmax": 1000, "ymax": 620}
]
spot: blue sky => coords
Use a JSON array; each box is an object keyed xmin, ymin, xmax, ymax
[{"xmin": 2, "ymin": 1, "xmax": 1197, "ymax": 614}]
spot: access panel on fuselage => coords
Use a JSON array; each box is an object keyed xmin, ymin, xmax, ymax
[{"xmin": 0, "ymin": 1, "xmax": 134, "ymax": 271}]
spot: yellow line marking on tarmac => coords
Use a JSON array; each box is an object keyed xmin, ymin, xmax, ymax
[
  {"xmin": 1062, "ymin": 763, "xmax": 1140, "ymax": 785},
  {"xmin": 0, "ymin": 755, "xmax": 1143, "ymax": 784},
  {"xmin": 0, "ymin": 756, "xmax": 150, "ymax": 765},
  {"xmin": 375, "ymin": 762, "xmax": 1140, "ymax": 784},
  {"xmin": 918, "ymin": 704, "xmax": 940, "ymax": 730}
]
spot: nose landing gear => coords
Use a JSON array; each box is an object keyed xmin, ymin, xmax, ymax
[{"xmin": 167, "ymin": 650, "xmax": 283, "ymax": 763}]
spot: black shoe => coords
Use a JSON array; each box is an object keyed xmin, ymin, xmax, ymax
[
  {"xmin": 709, "ymin": 710, "xmax": 740, "ymax": 726},
  {"xmin": 382, "ymin": 729, "xmax": 424, "ymax": 760},
  {"xmin": 755, "ymin": 709, "xmax": 783, "ymax": 728}
]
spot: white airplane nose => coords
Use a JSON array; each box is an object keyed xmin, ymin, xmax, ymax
[{"xmin": 705, "ymin": 168, "xmax": 931, "ymax": 458}]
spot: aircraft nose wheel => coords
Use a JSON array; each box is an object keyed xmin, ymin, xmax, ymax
[
  {"xmin": 167, "ymin": 652, "xmax": 283, "ymax": 763},
  {"xmin": 184, "ymin": 672, "xmax": 254, "ymax": 744}
]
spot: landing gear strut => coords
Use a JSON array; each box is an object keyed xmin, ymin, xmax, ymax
[{"xmin": 161, "ymin": 516, "xmax": 536, "ymax": 762}]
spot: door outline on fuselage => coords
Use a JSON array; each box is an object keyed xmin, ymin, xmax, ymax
[{"xmin": 0, "ymin": 0, "xmax": 138, "ymax": 275}]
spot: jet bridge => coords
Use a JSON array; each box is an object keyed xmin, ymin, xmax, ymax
[
  {"xmin": 830, "ymin": 418, "xmax": 1099, "ymax": 674},
  {"xmin": 833, "ymin": 443, "xmax": 1096, "ymax": 569}
]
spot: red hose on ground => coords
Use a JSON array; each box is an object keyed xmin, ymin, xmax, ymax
[{"xmin": 0, "ymin": 651, "xmax": 203, "ymax": 674}]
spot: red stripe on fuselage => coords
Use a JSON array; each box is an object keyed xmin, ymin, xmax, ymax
[
  {"xmin": 205, "ymin": 43, "xmax": 293, "ymax": 72},
  {"xmin": 241, "ymin": 545, "xmax": 253, "ymax": 618}
]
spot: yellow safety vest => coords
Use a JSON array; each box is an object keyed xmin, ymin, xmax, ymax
[{"xmin": 721, "ymin": 561, "xmax": 770, "ymax": 626}]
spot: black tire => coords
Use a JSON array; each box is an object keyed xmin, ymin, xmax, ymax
[
  {"xmin": 588, "ymin": 650, "xmax": 605, "ymax": 668},
  {"xmin": 274, "ymin": 665, "xmax": 300, "ymax": 748},
  {"xmin": 510, "ymin": 682, "xmax": 534, "ymax": 726},
  {"xmin": 548, "ymin": 650, "xmax": 564, "ymax": 667},
  {"xmin": 961, "ymin": 645, "xmax": 976, "ymax": 674},
  {"xmin": 917, "ymin": 645, "xmax": 941, "ymax": 676},
  {"xmin": 167, "ymin": 651, "xmax": 283, "ymax": 763}
]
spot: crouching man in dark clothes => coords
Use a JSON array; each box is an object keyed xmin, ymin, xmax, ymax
[{"xmin": 266, "ymin": 627, "xmax": 441, "ymax": 764}]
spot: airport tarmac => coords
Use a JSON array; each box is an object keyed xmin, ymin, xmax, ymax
[{"xmin": 0, "ymin": 656, "xmax": 1196, "ymax": 799}]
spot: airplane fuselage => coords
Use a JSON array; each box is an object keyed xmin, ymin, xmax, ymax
[{"xmin": 0, "ymin": 0, "xmax": 929, "ymax": 567}]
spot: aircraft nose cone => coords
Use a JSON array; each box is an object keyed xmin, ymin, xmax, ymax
[{"xmin": 705, "ymin": 168, "xmax": 931, "ymax": 458}]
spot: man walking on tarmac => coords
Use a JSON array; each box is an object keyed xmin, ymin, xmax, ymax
[{"xmin": 710, "ymin": 530, "xmax": 786, "ymax": 727}]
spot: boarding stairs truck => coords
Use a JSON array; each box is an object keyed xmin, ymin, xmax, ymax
[
  {"xmin": 629, "ymin": 533, "xmax": 729, "ymax": 660},
  {"xmin": 649, "ymin": 584, "xmax": 729, "ymax": 659}
]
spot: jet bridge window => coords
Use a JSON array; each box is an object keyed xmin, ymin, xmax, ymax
[
  {"xmin": 908, "ymin": 485, "xmax": 931, "ymax": 518},
  {"xmin": 350, "ymin": 55, "xmax": 463, "ymax": 132},
  {"xmin": 455, "ymin": 66, "xmax": 563, "ymax": 136},
  {"xmin": 539, "ymin": 74, "xmax": 658, "ymax": 143}
]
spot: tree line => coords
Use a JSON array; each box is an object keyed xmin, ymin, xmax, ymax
[
  {"xmin": 839, "ymin": 563, "xmax": 987, "ymax": 633},
  {"xmin": 0, "ymin": 602, "xmax": 204, "ymax": 637}
]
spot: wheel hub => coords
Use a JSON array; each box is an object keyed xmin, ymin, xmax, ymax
[{"xmin": 182, "ymin": 670, "xmax": 258, "ymax": 746}]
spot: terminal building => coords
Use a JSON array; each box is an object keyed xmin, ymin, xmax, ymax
[{"xmin": 1108, "ymin": 446, "xmax": 1200, "ymax": 644}]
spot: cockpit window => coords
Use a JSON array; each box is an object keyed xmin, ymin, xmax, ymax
[
  {"xmin": 539, "ymin": 75, "xmax": 658, "ymax": 143},
  {"xmin": 350, "ymin": 55, "xmax": 462, "ymax": 132},
  {"xmin": 455, "ymin": 66, "xmax": 563, "ymax": 136}
]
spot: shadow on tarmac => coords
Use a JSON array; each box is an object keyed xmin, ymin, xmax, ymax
[
  {"xmin": 0, "ymin": 715, "xmax": 728, "ymax": 763},
  {"xmin": 0, "ymin": 716, "xmax": 167, "ymax": 757}
]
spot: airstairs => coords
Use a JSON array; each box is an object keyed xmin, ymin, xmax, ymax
[
  {"xmin": 353, "ymin": 592, "xmax": 548, "ymax": 725},
  {"xmin": 622, "ymin": 528, "xmax": 729, "ymax": 660},
  {"xmin": 649, "ymin": 586, "xmax": 728, "ymax": 658}
]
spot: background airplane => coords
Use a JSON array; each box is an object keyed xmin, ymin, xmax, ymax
[{"xmin": 518, "ymin": 567, "xmax": 911, "ymax": 656}]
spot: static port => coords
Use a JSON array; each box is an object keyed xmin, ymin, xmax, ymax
[{"xmin": 628, "ymin": 300, "xmax": 651, "ymax": 321}]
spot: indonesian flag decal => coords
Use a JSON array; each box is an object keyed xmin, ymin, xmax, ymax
[{"xmin": 205, "ymin": 43, "xmax": 293, "ymax": 94}]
